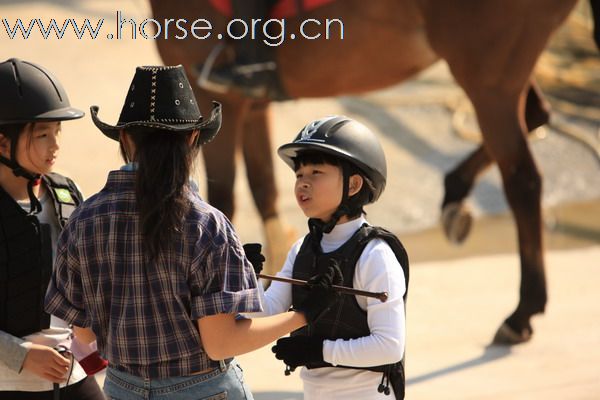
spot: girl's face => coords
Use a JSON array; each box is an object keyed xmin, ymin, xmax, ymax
[
  {"xmin": 15, "ymin": 122, "xmax": 61, "ymax": 175},
  {"xmin": 294, "ymin": 162, "xmax": 343, "ymax": 222}
]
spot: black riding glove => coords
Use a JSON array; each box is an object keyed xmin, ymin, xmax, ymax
[
  {"xmin": 294, "ymin": 259, "xmax": 343, "ymax": 324},
  {"xmin": 272, "ymin": 336, "xmax": 324, "ymax": 368},
  {"xmin": 242, "ymin": 243, "xmax": 266, "ymax": 275}
]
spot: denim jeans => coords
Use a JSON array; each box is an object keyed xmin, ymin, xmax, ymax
[{"xmin": 103, "ymin": 359, "xmax": 254, "ymax": 400}]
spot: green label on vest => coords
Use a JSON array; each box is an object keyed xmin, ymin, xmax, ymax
[{"xmin": 54, "ymin": 188, "xmax": 73, "ymax": 204}]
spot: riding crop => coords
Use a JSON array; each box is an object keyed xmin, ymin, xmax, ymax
[{"xmin": 258, "ymin": 274, "xmax": 388, "ymax": 302}]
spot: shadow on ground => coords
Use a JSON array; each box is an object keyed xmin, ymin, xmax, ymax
[{"xmin": 408, "ymin": 345, "xmax": 511, "ymax": 386}]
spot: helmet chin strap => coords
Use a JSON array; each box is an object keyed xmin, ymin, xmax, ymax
[
  {"xmin": 0, "ymin": 153, "xmax": 43, "ymax": 215},
  {"xmin": 308, "ymin": 164, "xmax": 352, "ymax": 254}
]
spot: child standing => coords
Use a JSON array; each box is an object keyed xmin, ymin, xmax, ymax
[
  {"xmin": 263, "ymin": 116, "xmax": 409, "ymax": 399},
  {"xmin": 0, "ymin": 58, "xmax": 105, "ymax": 399},
  {"xmin": 44, "ymin": 65, "xmax": 338, "ymax": 400}
]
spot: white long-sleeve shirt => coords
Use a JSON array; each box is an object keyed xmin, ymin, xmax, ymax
[{"xmin": 251, "ymin": 216, "xmax": 406, "ymax": 400}]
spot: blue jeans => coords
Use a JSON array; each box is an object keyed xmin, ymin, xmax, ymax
[{"xmin": 103, "ymin": 359, "xmax": 254, "ymax": 400}]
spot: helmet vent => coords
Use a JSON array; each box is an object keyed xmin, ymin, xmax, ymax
[
  {"xmin": 326, "ymin": 119, "xmax": 349, "ymax": 137},
  {"xmin": 10, "ymin": 60, "xmax": 23, "ymax": 98}
]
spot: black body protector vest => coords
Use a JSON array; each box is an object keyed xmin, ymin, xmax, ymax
[
  {"xmin": 0, "ymin": 172, "xmax": 82, "ymax": 337},
  {"xmin": 291, "ymin": 224, "xmax": 410, "ymax": 399}
]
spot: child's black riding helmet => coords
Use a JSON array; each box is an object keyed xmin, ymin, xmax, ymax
[
  {"xmin": 0, "ymin": 58, "xmax": 84, "ymax": 213},
  {"xmin": 0, "ymin": 58, "xmax": 83, "ymax": 124},
  {"xmin": 278, "ymin": 116, "xmax": 387, "ymax": 203}
]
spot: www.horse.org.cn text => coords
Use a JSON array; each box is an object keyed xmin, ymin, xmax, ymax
[{"xmin": 1, "ymin": 11, "xmax": 345, "ymax": 46}]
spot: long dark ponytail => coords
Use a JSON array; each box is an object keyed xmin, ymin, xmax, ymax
[{"xmin": 121, "ymin": 127, "xmax": 198, "ymax": 261}]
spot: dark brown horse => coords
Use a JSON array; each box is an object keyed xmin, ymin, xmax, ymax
[{"xmin": 149, "ymin": 0, "xmax": 590, "ymax": 344}]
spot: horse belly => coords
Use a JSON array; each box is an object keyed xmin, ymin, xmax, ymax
[{"xmin": 279, "ymin": 2, "xmax": 439, "ymax": 97}]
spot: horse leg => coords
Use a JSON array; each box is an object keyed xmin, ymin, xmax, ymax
[
  {"xmin": 441, "ymin": 81, "xmax": 550, "ymax": 244},
  {"xmin": 590, "ymin": 0, "xmax": 600, "ymax": 50},
  {"xmin": 241, "ymin": 101, "xmax": 295, "ymax": 275},
  {"xmin": 420, "ymin": 0, "xmax": 578, "ymax": 343},
  {"xmin": 241, "ymin": 101, "xmax": 277, "ymax": 220},
  {"xmin": 470, "ymin": 90, "xmax": 546, "ymax": 344},
  {"xmin": 201, "ymin": 97, "xmax": 250, "ymax": 219}
]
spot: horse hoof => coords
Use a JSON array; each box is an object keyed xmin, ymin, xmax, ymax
[
  {"xmin": 441, "ymin": 202, "xmax": 473, "ymax": 245},
  {"xmin": 492, "ymin": 322, "xmax": 532, "ymax": 345}
]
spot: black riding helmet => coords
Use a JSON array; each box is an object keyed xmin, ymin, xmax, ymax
[
  {"xmin": 278, "ymin": 115, "xmax": 387, "ymax": 202},
  {"xmin": 0, "ymin": 58, "xmax": 83, "ymax": 124},
  {"xmin": 0, "ymin": 58, "xmax": 83, "ymax": 213},
  {"xmin": 278, "ymin": 116, "xmax": 387, "ymax": 242}
]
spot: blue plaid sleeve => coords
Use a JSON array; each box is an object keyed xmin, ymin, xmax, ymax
[
  {"xmin": 44, "ymin": 220, "xmax": 90, "ymax": 327},
  {"xmin": 189, "ymin": 214, "xmax": 262, "ymax": 319}
]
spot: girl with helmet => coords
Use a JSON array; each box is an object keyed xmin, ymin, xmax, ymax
[
  {"xmin": 44, "ymin": 65, "xmax": 337, "ymax": 399},
  {"xmin": 0, "ymin": 59, "xmax": 105, "ymax": 399},
  {"xmin": 263, "ymin": 116, "xmax": 410, "ymax": 399}
]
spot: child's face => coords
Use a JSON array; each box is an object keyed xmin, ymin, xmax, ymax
[
  {"xmin": 15, "ymin": 122, "xmax": 61, "ymax": 175},
  {"xmin": 295, "ymin": 162, "xmax": 344, "ymax": 221}
]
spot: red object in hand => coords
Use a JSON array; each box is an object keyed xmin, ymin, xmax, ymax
[
  {"xmin": 78, "ymin": 351, "xmax": 108, "ymax": 375},
  {"xmin": 77, "ymin": 351, "xmax": 108, "ymax": 375}
]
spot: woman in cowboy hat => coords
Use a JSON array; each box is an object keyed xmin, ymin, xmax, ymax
[
  {"xmin": 0, "ymin": 58, "xmax": 105, "ymax": 399},
  {"xmin": 44, "ymin": 65, "xmax": 338, "ymax": 399}
]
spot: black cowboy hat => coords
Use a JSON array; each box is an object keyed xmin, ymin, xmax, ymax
[{"xmin": 90, "ymin": 65, "xmax": 221, "ymax": 145}]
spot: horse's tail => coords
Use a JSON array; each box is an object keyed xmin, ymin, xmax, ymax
[{"xmin": 590, "ymin": 0, "xmax": 600, "ymax": 50}]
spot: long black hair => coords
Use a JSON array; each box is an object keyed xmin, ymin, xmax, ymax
[{"xmin": 121, "ymin": 127, "xmax": 199, "ymax": 261}]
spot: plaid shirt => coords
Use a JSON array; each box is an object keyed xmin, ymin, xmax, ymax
[{"xmin": 45, "ymin": 170, "xmax": 261, "ymax": 378}]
